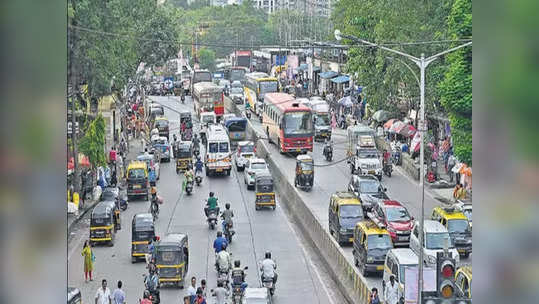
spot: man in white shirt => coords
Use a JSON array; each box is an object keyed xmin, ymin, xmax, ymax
[
  {"xmin": 384, "ymin": 275, "xmax": 399, "ymax": 304},
  {"xmin": 260, "ymin": 251, "xmax": 277, "ymax": 285},
  {"xmin": 186, "ymin": 276, "xmax": 197, "ymax": 303},
  {"xmin": 95, "ymin": 279, "xmax": 112, "ymax": 304},
  {"xmin": 216, "ymin": 243, "xmax": 232, "ymax": 273}
]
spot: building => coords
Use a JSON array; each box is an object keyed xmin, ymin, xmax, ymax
[{"xmin": 254, "ymin": 0, "xmax": 279, "ymax": 13}]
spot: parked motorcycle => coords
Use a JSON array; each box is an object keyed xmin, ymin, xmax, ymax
[
  {"xmin": 392, "ymin": 146, "xmax": 402, "ymax": 166},
  {"xmin": 119, "ymin": 189, "xmax": 128, "ymax": 211}
]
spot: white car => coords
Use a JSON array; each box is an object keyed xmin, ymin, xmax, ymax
[
  {"xmin": 242, "ymin": 288, "xmax": 271, "ymax": 304},
  {"xmin": 409, "ymin": 220, "xmax": 460, "ymax": 267},
  {"xmin": 455, "ymin": 199, "xmax": 472, "ymax": 229},
  {"xmin": 152, "ymin": 136, "xmax": 173, "ymax": 162},
  {"xmin": 244, "ymin": 158, "xmax": 270, "ymax": 190},
  {"xmin": 235, "ymin": 141, "xmax": 255, "ymax": 171}
]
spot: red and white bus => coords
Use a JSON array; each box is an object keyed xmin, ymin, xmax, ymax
[
  {"xmin": 192, "ymin": 82, "xmax": 225, "ymax": 120},
  {"xmin": 262, "ymin": 93, "xmax": 314, "ymax": 154}
]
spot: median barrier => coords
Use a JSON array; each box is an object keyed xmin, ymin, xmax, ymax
[{"xmin": 226, "ymin": 97, "xmax": 373, "ymax": 303}]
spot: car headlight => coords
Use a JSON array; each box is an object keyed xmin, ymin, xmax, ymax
[
  {"xmin": 361, "ymin": 164, "xmax": 368, "ymax": 169},
  {"xmin": 367, "ymin": 256, "xmax": 374, "ymax": 263},
  {"xmin": 340, "ymin": 228, "xmax": 348, "ymax": 233},
  {"xmin": 466, "ymin": 239, "xmax": 472, "ymax": 244},
  {"xmin": 427, "ymin": 255, "xmax": 436, "ymax": 264}
]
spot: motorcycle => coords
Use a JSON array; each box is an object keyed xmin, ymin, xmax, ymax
[
  {"xmin": 150, "ymin": 196, "xmax": 161, "ymax": 221},
  {"xmin": 231, "ymin": 266, "xmax": 248, "ymax": 304},
  {"xmin": 185, "ymin": 180, "xmax": 193, "ymax": 195},
  {"xmin": 323, "ymin": 143, "xmax": 333, "ymax": 162},
  {"xmin": 392, "ymin": 146, "xmax": 402, "ymax": 166},
  {"xmin": 204, "ymin": 202, "xmax": 219, "ymax": 230},
  {"xmin": 216, "ymin": 268, "xmax": 230, "ymax": 291},
  {"xmin": 245, "ymin": 110, "xmax": 251, "ymax": 119},
  {"xmin": 119, "ymin": 190, "xmax": 128, "ymax": 211},
  {"xmin": 223, "ymin": 221, "xmax": 235, "ymax": 243},
  {"xmin": 181, "ymin": 93, "xmax": 185, "ymax": 104},
  {"xmin": 383, "ymin": 160, "xmax": 392, "ymax": 177},
  {"xmin": 142, "ymin": 274, "xmax": 160, "ymax": 304},
  {"xmin": 262, "ymin": 276, "xmax": 275, "ymax": 296}
]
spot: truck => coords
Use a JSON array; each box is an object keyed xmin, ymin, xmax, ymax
[{"xmin": 347, "ymin": 124, "xmax": 383, "ymax": 180}]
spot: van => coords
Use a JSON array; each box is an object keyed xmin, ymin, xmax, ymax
[
  {"xmin": 409, "ymin": 220, "xmax": 460, "ymax": 267},
  {"xmin": 328, "ymin": 191, "xmax": 364, "ymax": 244},
  {"xmin": 382, "ymin": 248, "xmax": 418, "ymax": 298},
  {"xmin": 352, "ymin": 220, "xmax": 393, "ymax": 276},
  {"xmin": 205, "ymin": 125, "xmax": 232, "ymax": 176},
  {"xmin": 431, "ymin": 205, "xmax": 472, "ymax": 257}
]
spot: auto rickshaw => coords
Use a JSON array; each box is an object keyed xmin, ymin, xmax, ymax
[
  {"xmin": 89, "ymin": 201, "xmax": 117, "ymax": 246},
  {"xmin": 255, "ymin": 173, "xmax": 276, "ymax": 210},
  {"xmin": 175, "ymin": 141, "xmax": 193, "ymax": 174},
  {"xmin": 155, "ymin": 233, "xmax": 189, "ymax": 288},
  {"xmin": 131, "ymin": 213, "xmax": 155, "ymax": 263},
  {"xmin": 294, "ymin": 154, "xmax": 314, "ymax": 191},
  {"xmin": 67, "ymin": 287, "xmax": 81, "ymax": 304}
]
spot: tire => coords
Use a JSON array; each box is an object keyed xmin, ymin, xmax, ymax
[
  {"xmin": 277, "ymin": 139, "xmax": 283, "ymax": 154},
  {"xmin": 227, "ymin": 169, "xmax": 231, "ymax": 176},
  {"xmin": 132, "ymin": 256, "xmax": 137, "ymax": 264},
  {"xmin": 354, "ymin": 257, "xmax": 359, "ymax": 267},
  {"xmin": 109, "ymin": 238, "xmax": 114, "ymax": 247},
  {"xmin": 463, "ymin": 252, "xmax": 470, "ymax": 258},
  {"xmin": 146, "ymin": 194, "xmax": 150, "ymax": 201},
  {"xmin": 206, "ymin": 168, "xmax": 209, "ymax": 177},
  {"xmin": 387, "ymin": 170, "xmax": 392, "ymax": 177},
  {"xmin": 272, "ymin": 205, "xmax": 276, "ymax": 210},
  {"xmin": 255, "ymin": 205, "xmax": 260, "ymax": 211}
]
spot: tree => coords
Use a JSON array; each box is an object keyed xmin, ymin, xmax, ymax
[
  {"xmin": 439, "ymin": 0, "xmax": 472, "ymax": 165},
  {"xmin": 198, "ymin": 48, "xmax": 216, "ymax": 71},
  {"xmin": 79, "ymin": 115, "xmax": 107, "ymax": 168}
]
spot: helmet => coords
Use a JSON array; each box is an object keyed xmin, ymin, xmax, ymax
[
  {"xmin": 151, "ymin": 187, "xmax": 157, "ymax": 195},
  {"xmin": 234, "ymin": 260, "xmax": 240, "ymax": 267},
  {"xmin": 209, "ymin": 192, "xmax": 214, "ymax": 197},
  {"xmin": 217, "ymin": 231, "xmax": 222, "ymax": 237},
  {"xmin": 225, "ymin": 203, "xmax": 230, "ymax": 209},
  {"xmin": 265, "ymin": 251, "xmax": 271, "ymax": 259},
  {"xmin": 143, "ymin": 290, "xmax": 150, "ymax": 299}
]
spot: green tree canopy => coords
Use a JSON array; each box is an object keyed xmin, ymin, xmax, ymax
[{"xmin": 78, "ymin": 115, "xmax": 106, "ymax": 168}]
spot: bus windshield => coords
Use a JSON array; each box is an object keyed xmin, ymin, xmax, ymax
[
  {"xmin": 193, "ymin": 72, "xmax": 211, "ymax": 83},
  {"xmin": 227, "ymin": 120, "xmax": 247, "ymax": 132},
  {"xmin": 259, "ymin": 81, "xmax": 278, "ymax": 94},
  {"xmin": 230, "ymin": 69, "xmax": 245, "ymax": 82},
  {"xmin": 314, "ymin": 113, "xmax": 330, "ymax": 126},
  {"xmin": 283, "ymin": 112, "xmax": 313, "ymax": 136}
]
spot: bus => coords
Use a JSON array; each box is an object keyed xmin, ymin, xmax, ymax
[
  {"xmin": 190, "ymin": 69, "xmax": 212, "ymax": 93},
  {"xmin": 244, "ymin": 72, "xmax": 279, "ymax": 117},
  {"xmin": 228, "ymin": 66, "xmax": 248, "ymax": 85},
  {"xmin": 192, "ymin": 82, "xmax": 225, "ymax": 121},
  {"xmin": 224, "ymin": 117, "xmax": 248, "ymax": 144},
  {"xmin": 262, "ymin": 93, "xmax": 314, "ymax": 154},
  {"xmin": 235, "ymin": 50, "xmax": 252, "ymax": 69},
  {"xmin": 205, "ymin": 124, "xmax": 232, "ymax": 176}
]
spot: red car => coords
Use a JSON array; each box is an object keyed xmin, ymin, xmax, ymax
[{"xmin": 369, "ymin": 200, "xmax": 413, "ymax": 246}]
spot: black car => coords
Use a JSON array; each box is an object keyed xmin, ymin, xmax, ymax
[{"xmin": 348, "ymin": 174, "xmax": 389, "ymax": 211}]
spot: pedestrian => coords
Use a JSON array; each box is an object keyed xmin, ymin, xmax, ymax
[
  {"xmin": 194, "ymin": 287, "xmax": 206, "ymax": 304},
  {"xmin": 211, "ymin": 282, "xmax": 230, "ymax": 304},
  {"xmin": 81, "ymin": 240, "xmax": 94, "ymax": 282},
  {"xmin": 384, "ymin": 275, "xmax": 399, "ymax": 304},
  {"xmin": 95, "ymin": 279, "xmax": 112, "ymax": 304},
  {"xmin": 447, "ymin": 153, "xmax": 456, "ymax": 182},
  {"xmin": 200, "ymin": 279, "xmax": 207, "ymax": 297},
  {"xmin": 183, "ymin": 296, "xmax": 191, "ymax": 304},
  {"xmin": 368, "ymin": 287, "xmax": 381, "ymax": 304},
  {"xmin": 186, "ymin": 276, "xmax": 197, "ymax": 303},
  {"xmin": 112, "ymin": 280, "xmax": 126, "ymax": 304},
  {"xmin": 453, "ymin": 183, "xmax": 467, "ymax": 201}
]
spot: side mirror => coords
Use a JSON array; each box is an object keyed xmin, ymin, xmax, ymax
[
  {"xmin": 244, "ymin": 266, "xmax": 249, "ymax": 270},
  {"xmin": 383, "ymin": 187, "xmax": 387, "ymax": 192}
]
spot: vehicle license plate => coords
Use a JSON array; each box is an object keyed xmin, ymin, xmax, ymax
[
  {"xmin": 133, "ymin": 185, "xmax": 141, "ymax": 189},
  {"xmin": 368, "ymin": 170, "xmax": 375, "ymax": 174},
  {"xmin": 399, "ymin": 236, "xmax": 409, "ymax": 241},
  {"xmin": 216, "ymin": 168, "xmax": 223, "ymax": 172},
  {"xmin": 376, "ymin": 265, "xmax": 384, "ymax": 271}
]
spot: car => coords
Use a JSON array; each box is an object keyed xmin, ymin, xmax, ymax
[
  {"xmin": 244, "ymin": 158, "xmax": 270, "ymax": 190},
  {"xmin": 409, "ymin": 220, "xmax": 460, "ymax": 267},
  {"xmin": 368, "ymin": 200, "xmax": 414, "ymax": 246},
  {"xmin": 242, "ymin": 287, "xmax": 271, "ymax": 304},
  {"xmin": 328, "ymin": 191, "xmax": 365, "ymax": 244},
  {"xmin": 154, "ymin": 116, "xmax": 170, "ymax": 140},
  {"xmin": 382, "ymin": 248, "xmax": 418, "ymax": 299},
  {"xmin": 352, "ymin": 220, "xmax": 393, "ymax": 276},
  {"xmin": 229, "ymin": 86, "xmax": 244, "ymax": 104},
  {"xmin": 455, "ymin": 265, "xmax": 472, "ymax": 298},
  {"xmin": 152, "ymin": 136, "xmax": 172, "ymax": 162},
  {"xmin": 431, "ymin": 205, "xmax": 472, "ymax": 258},
  {"xmin": 348, "ymin": 174, "xmax": 389, "ymax": 211},
  {"xmin": 230, "ymin": 80, "xmax": 242, "ymax": 88},
  {"xmin": 235, "ymin": 141, "xmax": 255, "ymax": 171}
]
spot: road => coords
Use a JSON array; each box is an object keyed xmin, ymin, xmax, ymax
[
  {"xmin": 68, "ymin": 95, "xmax": 346, "ymax": 304},
  {"xmin": 233, "ymin": 100, "xmax": 472, "ymax": 292}
]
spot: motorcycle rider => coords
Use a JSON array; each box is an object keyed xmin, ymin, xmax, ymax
[
  {"xmin": 194, "ymin": 157, "xmax": 204, "ymax": 176},
  {"xmin": 221, "ymin": 203, "xmax": 234, "ymax": 234},
  {"xmin": 260, "ymin": 251, "xmax": 278, "ymax": 286},
  {"xmin": 150, "ymin": 187, "xmax": 159, "ymax": 216},
  {"xmin": 204, "ymin": 192, "xmax": 219, "ymax": 217},
  {"xmin": 231, "ymin": 260, "xmax": 248, "ymax": 291},
  {"xmin": 213, "ymin": 231, "xmax": 228, "ymax": 254},
  {"xmin": 183, "ymin": 168, "xmax": 194, "ymax": 191},
  {"xmin": 144, "ymin": 269, "xmax": 160, "ymax": 303},
  {"xmin": 323, "ymin": 138, "xmax": 333, "ymax": 159},
  {"xmin": 382, "ymin": 149, "xmax": 391, "ymax": 169},
  {"xmin": 140, "ymin": 290, "xmax": 152, "ymax": 304},
  {"xmin": 215, "ymin": 242, "xmax": 232, "ymax": 273}
]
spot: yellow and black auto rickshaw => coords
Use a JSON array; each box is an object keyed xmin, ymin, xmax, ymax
[
  {"xmin": 89, "ymin": 201, "xmax": 117, "ymax": 246},
  {"xmin": 155, "ymin": 233, "xmax": 189, "ymax": 288},
  {"xmin": 67, "ymin": 287, "xmax": 81, "ymax": 304},
  {"xmin": 102, "ymin": 199, "xmax": 121, "ymax": 230},
  {"xmin": 255, "ymin": 173, "xmax": 276, "ymax": 210},
  {"xmin": 131, "ymin": 213, "xmax": 155, "ymax": 263},
  {"xmin": 294, "ymin": 154, "xmax": 314, "ymax": 191},
  {"xmin": 175, "ymin": 141, "xmax": 193, "ymax": 174}
]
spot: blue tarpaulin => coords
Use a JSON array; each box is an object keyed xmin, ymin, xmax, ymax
[
  {"xmin": 330, "ymin": 75, "xmax": 350, "ymax": 84},
  {"xmin": 319, "ymin": 71, "xmax": 339, "ymax": 79},
  {"xmin": 296, "ymin": 63, "xmax": 308, "ymax": 71}
]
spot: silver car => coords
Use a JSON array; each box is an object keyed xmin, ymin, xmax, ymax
[{"xmin": 244, "ymin": 158, "xmax": 269, "ymax": 190}]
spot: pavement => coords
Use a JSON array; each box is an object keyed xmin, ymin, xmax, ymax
[
  {"xmin": 67, "ymin": 95, "xmax": 346, "ymax": 304},
  {"xmin": 231, "ymin": 100, "xmax": 472, "ymax": 293}
]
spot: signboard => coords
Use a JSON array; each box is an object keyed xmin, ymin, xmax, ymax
[
  {"xmin": 235, "ymin": 50, "xmax": 252, "ymax": 57},
  {"xmin": 404, "ymin": 266, "xmax": 437, "ymax": 303}
]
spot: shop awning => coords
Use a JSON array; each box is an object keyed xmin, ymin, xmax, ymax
[
  {"xmin": 319, "ymin": 71, "xmax": 339, "ymax": 79},
  {"xmin": 330, "ymin": 75, "xmax": 350, "ymax": 84}
]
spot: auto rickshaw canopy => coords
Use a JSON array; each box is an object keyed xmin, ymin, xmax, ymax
[{"xmin": 255, "ymin": 173, "xmax": 274, "ymax": 193}]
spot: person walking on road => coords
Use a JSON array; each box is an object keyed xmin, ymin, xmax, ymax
[
  {"xmin": 211, "ymin": 282, "xmax": 230, "ymax": 304},
  {"xmin": 112, "ymin": 280, "xmax": 125, "ymax": 304},
  {"xmin": 186, "ymin": 276, "xmax": 197, "ymax": 303},
  {"xmin": 194, "ymin": 287, "xmax": 207, "ymax": 304},
  {"xmin": 384, "ymin": 275, "xmax": 399, "ymax": 304},
  {"xmin": 81, "ymin": 240, "xmax": 94, "ymax": 282},
  {"xmin": 95, "ymin": 279, "xmax": 112, "ymax": 304}
]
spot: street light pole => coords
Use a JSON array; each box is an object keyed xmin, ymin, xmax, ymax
[{"xmin": 334, "ymin": 29, "xmax": 471, "ymax": 303}]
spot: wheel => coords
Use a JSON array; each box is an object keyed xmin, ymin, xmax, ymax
[
  {"xmin": 277, "ymin": 139, "xmax": 283, "ymax": 154},
  {"xmin": 463, "ymin": 252, "xmax": 470, "ymax": 258},
  {"xmin": 132, "ymin": 256, "xmax": 137, "ymax": 263},
  {"xmin": 361, "ymin": 261, "xmax": 367, "ymax": 276},
  {"xmin": 272, "ymin": 205, "xmax": 276, "ymax": 210},
  {"xmin": 255, "ymin": 205, "xmax": 260, "ymax": 210},
  {"xmin": 205, "ymin": 168, "xmax": 209, "ymax": 176},
  {"xmin": 294, "ymin": 179, "xmax": 298, "ymax": 187},
  {"xmin": 350, "ymin": 164, "xmax": 355, "ymax": 174},
  {"xmin": 387, "ymin": 170, "xmax": 391, "ymax": 177},
  {"xmin": 176, "ymin": 168, "xmax": 179, "ymax": 174},
  {"xmin": 227, "ymin": 169, "xmax": 231, "ymax": 176},
  {"xmin": 109, "ymin": 238, "xmax": 114, "ymax": 247},
  {"xmin": 354, "ymin": 257, "xmax": 359, "ymax": 267},
  {"xmin": 146, "ymin": 194, "xmax": 149, "ymax": 201}
]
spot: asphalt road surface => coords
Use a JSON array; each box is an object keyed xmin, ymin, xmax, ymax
[{"xmin": 68, "ymin": 95, "xmax": 347, "ymax": 304}]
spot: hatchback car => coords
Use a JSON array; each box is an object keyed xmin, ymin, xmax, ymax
[
  {"xmin": 348, "ymin": 174, "xmax": 389, "ymax": 211},
  {"xmin": 409, "ymin": 220, "xmax": 460, "ymax": 267},
  {"xmin": 369, "ymin": 200, "xmax": 413, "ymax": 246},
  {"xmin": 244, "ymin": 158, "xmax": 270, "ymax": 190}
]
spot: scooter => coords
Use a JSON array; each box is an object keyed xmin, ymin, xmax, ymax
[
  {"xmin": 323, "ymin": 144, "xmax": 333, "ymax": 162},
  {"xmin": 392, "ymin": 146, "xmax": 402, "ymax": 166},
  {"xmin": 195, "ymin": 175, "xmax": 202, "ymax": 186},
  {"xmin": 223, "ymin": 221, "xmax": 235, "ymax": 243},
  {"xmin": 119, "ymin": 190, "xmax": 128, "ymax": 211},
  {"xmin": 142, "ymin": 274, "xmax": 160, "ymax": 304},
  {"xmin": 262, "ymin": 276, "xmax": 275, "ymax": 296},
  {"xmin": 383, "ymin": 160, "xmax": 392, "ymax": 177},
  {"xmin": 204, "ymin": 203, "xmax": 219, "ymax": 230},
  {"xmin": 185, "ymin": 180, "xmax": 193, "ymax": 195}
]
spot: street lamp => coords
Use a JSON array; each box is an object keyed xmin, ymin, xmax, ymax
[{"xmin": 335, "ymin": 29, "xmax": 471, "ymax": 303}]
